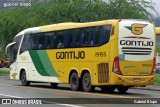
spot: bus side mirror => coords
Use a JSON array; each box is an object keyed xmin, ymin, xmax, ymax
[
  {"xmin": 5, "ymin": 48, "xmax": 8, "ymax": 55},
  {"xmin": 5, "ymin": 42, "xmax": 16, "ymax": 55}
]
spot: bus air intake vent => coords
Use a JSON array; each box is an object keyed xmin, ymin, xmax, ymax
[
  {"xmin": 121, "ymin": 47, "xmax": 152, "ymax": 55},
  {"xmin": 97, "ymin": 63, "xmax": 109, "ymax": 83}
]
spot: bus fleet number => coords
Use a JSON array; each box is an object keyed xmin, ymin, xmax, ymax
[{"xmin": 95, "ymin": 52, "xmax": 106, "ymax": 57}]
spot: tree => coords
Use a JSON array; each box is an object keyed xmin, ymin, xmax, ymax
[{"xmin": 0, "ymin": 0, "xmax": 157, "ymax": 56}]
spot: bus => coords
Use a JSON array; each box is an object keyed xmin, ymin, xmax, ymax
[
  {"xmin": 6, "ymin": 19, "xmax": 156, "ymax": 93},
  {"xmin": 156, "ymin": 27, "xmax": 160, "ymax": 72}
]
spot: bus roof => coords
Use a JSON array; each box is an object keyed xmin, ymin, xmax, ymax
[{"xmin": 15, "ymin": 19, "xmax": 150, "ymax": 38}]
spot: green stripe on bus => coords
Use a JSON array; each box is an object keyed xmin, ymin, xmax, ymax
[
  {"xmin": 37, "ymin": 51, "xmax": 60, "ymax": 77},
  {"xmin": 29, "ymin": 50, "xmax": 60, "ymax": 77},
  {"xmin": 29, "ymin": 51, "xmax": 49, "ymax": 76}
]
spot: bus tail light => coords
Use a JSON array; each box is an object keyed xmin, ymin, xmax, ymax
[
  {"xmin": 150, "ymin": 57, "xmax": 156, "ymax": 75},
  {"xmin": 113, "ymin": 57, "xmax": 122, "ymax": 75}
]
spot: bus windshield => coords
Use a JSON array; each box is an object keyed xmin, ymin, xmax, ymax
[
  {"xmin": 10, "ymin": 35, "xmax": 23, "ymax": 64},
  {"xmin": 10, "ymin": 44, "xmax": 17, "ymax": 64}
]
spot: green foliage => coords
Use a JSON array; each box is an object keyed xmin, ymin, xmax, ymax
[
  {"xmin": 157, "ymin": 47, "xmax": 160, "ymax": 53},
  {"xmin": 0, "ymin": 70, "xmax": 9, "ymax": 76},
  {"xmin": 0, "ymin": 0, "xmax": 155, "ymax": 56},
  {"xmin": 155, "ymin": 74, "xmax": 160, "ymax": 83}
]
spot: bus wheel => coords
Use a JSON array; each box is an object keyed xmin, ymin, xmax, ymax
[
  {"xmin": 82, "ymin": 73, "xmax": 94, "ymax": 92},
  {"xmin": 117, "ymin": 86, "xmax": 129, "ymax": 93},
  {"xmin": 101, "ymin": 86, "xmax": 116, "ymax": 93},
  {"xmin": 70, "ymin": 72, "xmax": 80, "ymax": 91},
  {"xmin": 21, "ymin": 71, "xmax": 30, "ymax": 86},
  {"xmin": 50, "ymin": 83, "xmax": 58, "ymax": 88}
]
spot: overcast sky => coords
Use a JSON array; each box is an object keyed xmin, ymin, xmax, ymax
[{"xmin": 150, "ymin": 0, "xmax": 160, "ymax": 17}]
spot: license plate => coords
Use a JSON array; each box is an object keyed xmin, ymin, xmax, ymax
[{"xmin": 133, "ymin": 78, "xmax": 141, "ymax": 82}]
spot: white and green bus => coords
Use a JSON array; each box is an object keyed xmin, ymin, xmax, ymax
[{"xmin": 6, "ymin": 19, "xmax": 156, "ymax": 93}]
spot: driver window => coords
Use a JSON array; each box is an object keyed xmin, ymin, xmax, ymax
[{"xmin": 10, "ymin": 35, "xmax": 23, "ymax": 64}]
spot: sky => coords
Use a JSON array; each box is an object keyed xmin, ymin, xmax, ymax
[{"xmin": 150, "ymin": 0, "xmax": 160, "ymax": 17}]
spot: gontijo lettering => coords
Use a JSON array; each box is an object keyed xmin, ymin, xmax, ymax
[
  {"xmin": 56, "ymin": 51, "xmax": 85, "ymax": 59},
  {"xmin": 120, "ymin": 40, "xmax": 153, "ymax": 46}
]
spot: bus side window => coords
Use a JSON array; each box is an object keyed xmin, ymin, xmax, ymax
[
  {"xmin": 91, "ymin": 27, "xmax": 96, "ymax": 46},
  {"xmin": 64, "ymin": 31, "xmax": 68, "ymax": 48},
  {"xmin": 74, "ymin": 29, "xmax": 80, "ymax": 47},
  {"xmin": 20, "ymin": 34, "xmax": 32, "ymax": 54},
  {"xmin": 72, "ymin": 31, "xmax": 76, "ymax": 48},
  {"xmin": 44, "ymin": 32, "xmax": 52, "ymax": 49},
  {"xmin": 85, "ymin": 28, "xmax": 90, "ymax": 46},
  {"xmin": 90, "ymin": 27, "xmax": 94, "ymax": 46},
  {"xmin": 94, "ymin": 27, "xmax": 100, "ymax": 46},
  {"xmin": 95, "ymin": 25, "xmax": 112, "ymax": 46},
  {"xmin": 99, "ymin": 26, "xmax": 105, "ymax": 44},
  {"xmin": 53, "ymin": 32, "xmax": 58, "ymax": 49},
  {"xmin": 57, "ymin": 31, "xmax": 64, "ymax": 48},
  {"xmin": 68, "ymin": 30, "xmax": 73, "ymax": 48},
  {"xmin": 50, "ymin": 32, "xmax": 55, "ymax": 49},
  {"xmin": 39, "ymin": 34, "xmax": 45, "ymax": 50},
  {"xmin": 33, "ymin": 35, "xmax": 39, "ymax": 50},
  {"xmin": 81, "ymin": 28, "xmax": 90, "ymax": 47},
  {"xmin": 103, "ymin": 25, "xmax": 112, "ymax": 43},
  {"xmin": 44, "ymin": 34, "xmax": 48, "ymax": 49}
]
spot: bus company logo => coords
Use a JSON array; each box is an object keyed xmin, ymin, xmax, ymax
[{"xmin": 125, "ymin": 24, "xmax": 147, "ymax": 35}]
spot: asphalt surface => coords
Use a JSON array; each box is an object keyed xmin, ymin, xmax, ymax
[
  {"xmin": 0, "ymin": 68, "xmax": 9, "ymax": 71},
  {"xmin": 0, "ymin": 76, "xmax": 160, "ymax": 107}
]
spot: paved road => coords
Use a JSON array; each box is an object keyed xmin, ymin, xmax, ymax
[
  {"xmin": 0, "ymin": 68, "xmax": 9, "ymax": 71},
  {"xmin": 0, "ymin": 76, "xmax": 160, "ymax": 107}
]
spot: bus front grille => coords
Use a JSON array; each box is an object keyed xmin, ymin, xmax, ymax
[
  {"xmin": 98, "ymin": 63, "xmax": 109, "ymax": 83},
  {"xmin": 121, "ymin": 47, "xmax": 152, "ymax": 55}
]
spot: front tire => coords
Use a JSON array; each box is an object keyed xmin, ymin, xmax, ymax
[
  {"xmin": 21, "ymin": 71, "xmax": 30, "ymax": 86},
  {"xmin": 82, "ymin": 73, "xmax": 94, "ymax": 92}
]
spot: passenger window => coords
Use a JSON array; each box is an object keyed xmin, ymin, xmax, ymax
[
  {"xmin": 39, "ymin": 34, "xmax": 45, "ymax": 49},
  {"xmin": 67, "ymin": 30, "xmax": 73, "ymax": 48},
  {"xmin": 28, "ymin": 24, "xmax": 112, "ymax": 50},
  {"xmin": 103, "ymin": 25, "xmax": 112, "ymax": 43},
  {"xmin": 56, "ymin": 32, "xmax": 64, "ymax": 48},
  {"xmin": 81, "ymin": 28, "xmax": 90, "ymax": 46},
  {"xmin": 20, "ymin": 34, "xmax": 32, "ymax": 54},
  {"xmin": 44, "ymin": 32, "xmax": 54, "ymax": 49},
  {"xmin": 94, "ymin": 27, "xmax": 100, "ymax": 46},
  {"xmin": 90, "ymin": 28, "xmax": 94, "ymax": 46},
  {"xmin": 74, "ymin": 29, "xmax": 81, "ymax": 47},
  {"xmin": 63, "ymin": 31, "xmax": 68, "ymax": 48}
]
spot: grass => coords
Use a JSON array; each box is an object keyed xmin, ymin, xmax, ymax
[
  {"xmin": 0, "ymin": 70, "xmax": 9, "ymax": 76},
  {"xmin": 154, "ymin": 74, "xmax": 160, "ymax": 83}
]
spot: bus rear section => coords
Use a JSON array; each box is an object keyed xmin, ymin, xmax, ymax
[
  {"xmin": 112, "ymin": 20, "xmax": 155, "ymax": 87},
  {"xmin": 156, "ymin": 27, "xmax": 160, "ymax": 72}
]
